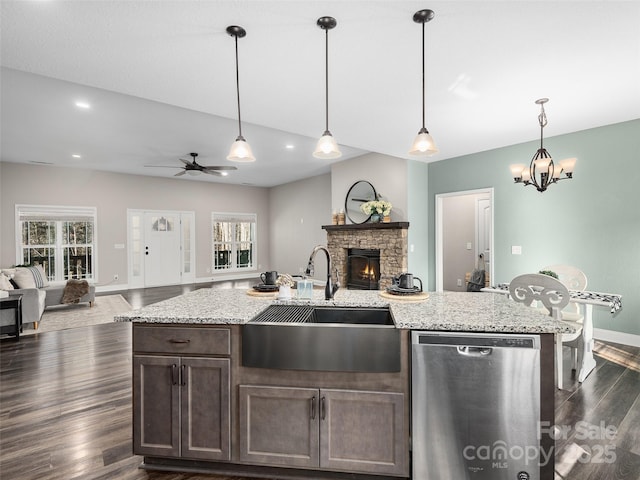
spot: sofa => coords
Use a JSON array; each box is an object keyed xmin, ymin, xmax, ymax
[{"xmin": 1, "ymin": 267, "xmax": 95, "ymax": 331}]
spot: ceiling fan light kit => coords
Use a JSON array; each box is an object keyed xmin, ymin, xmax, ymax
[
  {"xmin": 409, "ymin": 9, "xmax": 438, "ymax": 158},
  {"xmin": 509, "ymin": 98, "xmax": 577, "ymax": 192},
  {"xmin": 226, "ymin": 25, "xmax": 256, "ymax": 162},
  {"xmin": 313, "ymin": 16, "xmax": 342, "ymax": 160}
]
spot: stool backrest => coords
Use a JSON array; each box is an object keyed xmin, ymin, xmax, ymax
[{"xmin": 509, "ymin": 273, "xmax": 570, "ymax": 320}]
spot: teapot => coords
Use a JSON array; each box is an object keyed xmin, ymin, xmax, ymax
[{"xmin": 392, "ymin": 273, "xmax": 423, "ymax": 291}]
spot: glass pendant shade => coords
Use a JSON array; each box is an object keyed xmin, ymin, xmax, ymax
[
  {"xmin": 559, "ymin": 157, "xmax": 577, "ymax": 174},
  {"xmin": 227, "ymin": 136, "xmax": 256, "ymax": 162},
  {"xmin": 313, "ymin": 131, "xmax": 342, "ymax": 159},
  {"xmin": 186, "ymin": 170, "xmax": 201, "ymax": 176},
  {"xmin": 409, "ymin": 129, "xmax": 439, "ymax": 156}
]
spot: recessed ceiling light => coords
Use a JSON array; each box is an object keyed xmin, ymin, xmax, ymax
[
  {"xmin": 75, "ymin": 101, "xmax": 91, "ymax": 109},
  {"xmin": 72, "ymin": 154, "xmax": 81, "ymax": 159},
  {"xmin": 285, "ymin": 144, "xmax": 295, "ymax": 150}
]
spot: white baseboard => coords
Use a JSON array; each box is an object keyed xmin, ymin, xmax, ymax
[
  {"xmin": 96, "ymin": 283, "xmax": 129, "ymax": 293},
  {"xmin": 594, "ymin": 328, "xmax": 640, "ymax": 348}
]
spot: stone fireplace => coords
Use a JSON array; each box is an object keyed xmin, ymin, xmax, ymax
[{"xmin": 323, "ymin": 222, "xmax": 409, "ymax": 290}]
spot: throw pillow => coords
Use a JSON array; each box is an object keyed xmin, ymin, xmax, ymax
[
  {"xmin": 30, "ymin": 265, "xmax": 50, "ymax": 288},
  {"xmin": 12, "ymin": 265, "xmax": 50, "ymax": 289},
  {"xmin": 12, "ymin": 268, "xmax": 36, "ymax": 289},
  {"xmin": 0, "ymin": 273, "xmax": 14, "ymax": 290}
]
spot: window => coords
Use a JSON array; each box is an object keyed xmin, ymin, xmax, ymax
[
  {"xmin": 212, "ymin": 213, "xmax": 256, "ymax": 271},
  {"xmin": 16, "ymin": 205, "xmax": 97, "ymax": 282}
]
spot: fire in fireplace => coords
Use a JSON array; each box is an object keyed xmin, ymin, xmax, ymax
[{"xmin": 347, "ymin": 248, "xmax": 381, "ymax": 290}]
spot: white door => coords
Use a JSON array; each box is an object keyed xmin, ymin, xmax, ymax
[
  {"xmin": 476, "ymin": 197, "xmax": 491, "ymax": 272},
  {"xmin": 144, "ymin": 213, "xmax": 181, "ymax": 287}
]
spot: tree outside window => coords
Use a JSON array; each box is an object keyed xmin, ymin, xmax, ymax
[
  {"xmin": 17, "ymin": 206, "xmax": 97, "ymax": 282},
  {"xmin": 212, "ymin": 213, "xmax": 256, "ymax": 271}
]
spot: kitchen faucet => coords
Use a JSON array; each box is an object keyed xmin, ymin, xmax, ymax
[{"xmin": 305, "ymin": 245, "xmax": 340, "ymax": 300}]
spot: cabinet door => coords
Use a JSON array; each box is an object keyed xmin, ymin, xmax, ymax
[
  {"xmin": 320, "ymin": 389, "xmax": 406, "ymax": 476},
  {"xmin": 239, "ymin": 385, "xmax": 319, "ymax": 468},
  {"xmin": 133, "ymin": 355, "xmax": 180, "ymax": 457},
  {"xmin": 181, "ymin": 357, "xmax": 230, "ymax": 460}
]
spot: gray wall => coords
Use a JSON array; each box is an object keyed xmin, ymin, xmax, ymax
[
  {"xmin": 424, "ymin": 119, "xmax": 640, "ymax": 337},
  {"xmin": 0, "ymin": 162, "xmax": 270, "ymax": 288},
  {"xmin": 269, "ymin": 174, "xmax": 331, "ymax": 281},
  {"xmin": 330, "ymin": 152, "xmax": 409, "ymax": 221}
]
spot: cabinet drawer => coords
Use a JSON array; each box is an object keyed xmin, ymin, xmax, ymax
[{"xmin": 133, "ymin": 325, "xmax": 230, "ymax": 356}]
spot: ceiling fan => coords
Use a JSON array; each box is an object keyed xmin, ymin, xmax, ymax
[{"xmin": 145, "ymin": 152, "xmax": 238, "ymax": 177}]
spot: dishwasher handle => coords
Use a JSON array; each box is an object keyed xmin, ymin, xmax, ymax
[{"xmin": 457, "ymin": 346, "xmax": 492, "ymax": 356}]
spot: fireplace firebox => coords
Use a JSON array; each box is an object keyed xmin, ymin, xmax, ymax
[{"xmin": 347, "ymin": 248, "xmax": 381, "ymax": 290}]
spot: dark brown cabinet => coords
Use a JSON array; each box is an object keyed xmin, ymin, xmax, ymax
[
  {"xmin": 132, "ymin": 325, "xmax": 230, "ymax": 461},
  {"xmin": 239, "ymin": 385, "xmax": 405, "ymax": 476}
]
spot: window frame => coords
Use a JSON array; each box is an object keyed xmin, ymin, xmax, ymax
[
  {"xmin": 15, "ymin": 204, "xmax": 98, "ymax": 284},
  {"xmin": 211, "ymin": 212, "xmax": 257, "ymax": 273}
]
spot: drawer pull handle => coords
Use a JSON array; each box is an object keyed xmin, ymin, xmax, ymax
[{"xmin": 169, "ymin": 339, "xmax": 191, "ymax": 344}]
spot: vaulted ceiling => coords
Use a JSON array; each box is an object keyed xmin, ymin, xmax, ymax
[{"xmin": 2, "ymin": 1, "xmax": 639, "ymax": 187}]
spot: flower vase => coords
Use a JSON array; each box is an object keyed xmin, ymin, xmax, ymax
[{"xmin": 370, "ymin": 214, "xmax": 381, "ymax": 223}]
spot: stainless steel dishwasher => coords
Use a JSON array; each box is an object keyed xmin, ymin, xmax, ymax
[{"xmin": 412, "ymin": 331, "xmax": 541, "ymax": 480}]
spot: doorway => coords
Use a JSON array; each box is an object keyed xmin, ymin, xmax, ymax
[
  {"xmin": 127, "ymin": 209, "xmax": 195, "ymax": 288},
  {"xmin": 435, "ymin": 189, "xmax": 494, "ymax": 292}
]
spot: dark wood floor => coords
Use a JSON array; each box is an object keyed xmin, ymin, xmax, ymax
[{"xmin": 1, "ymin": 283, "xmax": 639, "ymax": 480}]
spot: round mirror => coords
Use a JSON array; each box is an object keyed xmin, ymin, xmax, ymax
[{"xmin": 344, "ymin": 180, "xmax": 377, "ymax": 224}]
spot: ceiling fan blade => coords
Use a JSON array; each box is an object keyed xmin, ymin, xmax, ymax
[
  {"xmin": 179, "ymin": 158, "xmax": 192, "ymax": 166},
  {"xmin": 202, "ymin": 166, "xmax": 238, "ymax": 171},
  {"xmin": 202, "ymin": 170, "xmax": 223, "ymax": 176},
  {"xmin": 144, "ymin": 165, "xmax": 183, "ymax": 168},
  {"xmin": 174, "ymin": 171, "xmax": 186, "ymax": 177}
]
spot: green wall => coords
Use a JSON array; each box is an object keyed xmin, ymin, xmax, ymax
[{"xmin": 424, "ymin": 119, "xmax": 640, "ymax": 337}]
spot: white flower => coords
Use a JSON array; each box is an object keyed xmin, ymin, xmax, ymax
[{"xmin": 360, "ymin": 200, "xmax": 392, "ymax": 216}]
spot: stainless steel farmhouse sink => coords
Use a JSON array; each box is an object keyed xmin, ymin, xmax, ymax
[{"xmin": 242, "ymin": 305, "xmax": 400, "ymax": 372}]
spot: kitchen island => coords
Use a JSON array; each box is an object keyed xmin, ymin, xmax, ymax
[{"xmin": 117, "ymin": 288, "xmax": 574, "ymax": 480}]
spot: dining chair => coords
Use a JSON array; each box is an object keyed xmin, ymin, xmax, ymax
[
  {"xmin": 509, "ymin": 273, "xmax": 583, "ymax": 389},
  {"xmin": 540, "ymin": 264, "xmax": 587, "ymax": 371}
]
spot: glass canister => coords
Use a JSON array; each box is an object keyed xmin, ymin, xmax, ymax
[{"xmin": 297, "ymin": 279, "xmax": 314, "ymax": 299}]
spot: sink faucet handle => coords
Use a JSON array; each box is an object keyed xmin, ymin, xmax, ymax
[{"xmin": 333, "ymin": 268, "xmax": 340, "ymax": 287}]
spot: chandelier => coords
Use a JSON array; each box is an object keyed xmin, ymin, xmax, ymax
[{"xmin": 510, "ymin": 98, "xmax": 576, "ymax": 192}]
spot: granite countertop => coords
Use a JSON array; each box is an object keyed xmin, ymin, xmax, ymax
[{"xmin": 116, "ymin": 287, "xmax": 577, "ymax": 334}]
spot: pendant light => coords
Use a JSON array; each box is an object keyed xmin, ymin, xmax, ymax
[
  {"xmin": 313, "ymin": 16, "xmax": 342, "ymax": 159},
  {"xmin": 409, "ymin": 9, "xmax": 438, "ymax": 157},
  {"xmin": 226, "ymin": 25, "xmax": 255, "ymax": 162}
]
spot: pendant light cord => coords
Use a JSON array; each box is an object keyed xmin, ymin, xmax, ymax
[
  {"xmin": 234, "ymin": 34, "xmax": 242, "ymax": 138},
  {"xmin": 324, "ymin": 27, "xmax": 329, "ymax": 133},
  {"xmin": 421, "ymin": 21, "xmax": 426, "ymax": 130}
]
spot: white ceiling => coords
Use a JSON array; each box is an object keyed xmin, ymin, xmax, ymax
[{"xmin": 1, "ymin": 1, "xmax": 639, "ymax": 187}]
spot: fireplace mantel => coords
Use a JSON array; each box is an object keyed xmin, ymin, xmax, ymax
[{"xmin": 322, "ymin": 221, "xmax": 409, "ymax": 232}]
